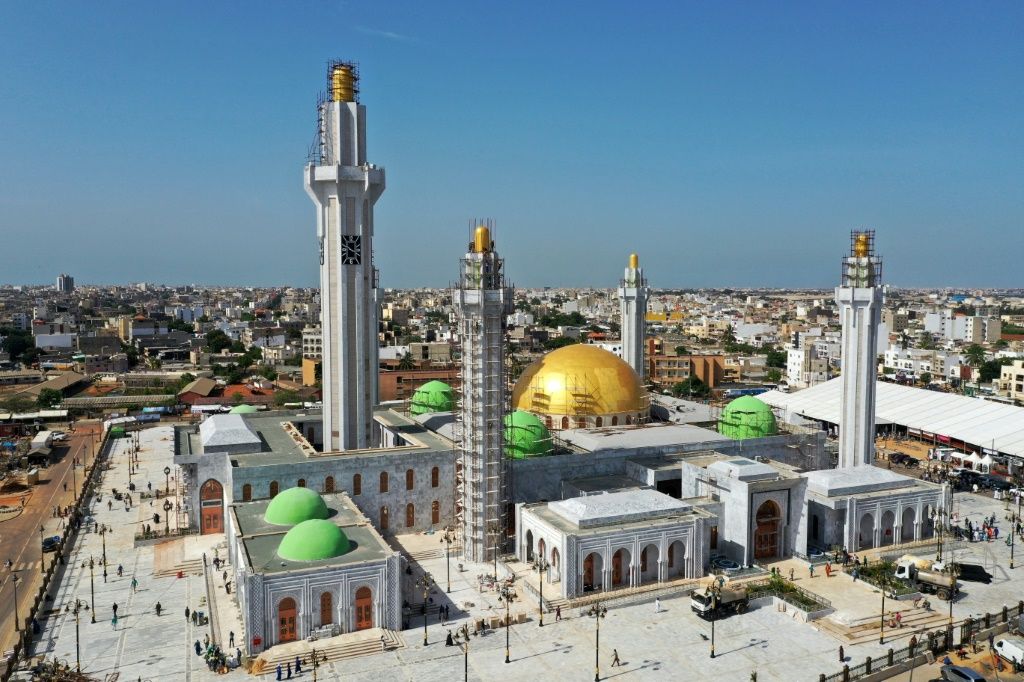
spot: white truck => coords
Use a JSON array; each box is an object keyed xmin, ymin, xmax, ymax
[
  {"xmin": 690, "ymin": 580, "xmax": 748, "ymax": 619},
  {"xmin": 30, "ymin": 430, "xmax": 54, "ymax": 450},
  {"xmin": 893, "ymin": 554, "xmax": 958, "ymax": 600},
  {"xmin": 993, "ymin": 637, "xmax": 1024, "ymax": 666}
]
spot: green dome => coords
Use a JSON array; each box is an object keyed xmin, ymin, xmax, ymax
[
  {"xmin": 410, "ymin": 380, "xmax": 455, "ymax": 416},
  {"xmin": 264, "ymin": 487, "xmax": 329, "ymax": 526},
  {"xmin": 229, "ymin": 404, "xmax": 258, "ymax": 414},
  {"xmin": 277, "ymin": 519, "xmax": 350, "ymax": 562},
  {"xmin": 504, "ymin": 410, "xmax": 553, "ymax": 459},
  {"xmin": 718, "ymin": 395, "xmax": 777, "ymax": 440}
]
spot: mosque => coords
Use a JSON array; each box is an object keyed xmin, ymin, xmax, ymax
[{"xmin": 172, "ymin": 63, "xmax": 945, "ymax": 653}]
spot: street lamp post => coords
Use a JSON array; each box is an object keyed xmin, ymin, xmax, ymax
[
  {"xmin": 164, "ymin": 466, "xmax": 171, "ymax": 496},
  {"xmin": 456, "ymin": 623, "xmax": 470, "ymax": 682},
  {"xmin": 498, "ymin": 584, "xmax": 517, "ymax": 664},
  {"xmin": 535, "ymin": 557, "xmax": 549, "ymax": 627},
  {"xmin": 163, "ymin": 500, "xmax": 173, "ymax": 535},
  {"xmin": 89, "ymin": 557, "xmax": 96, "ymax": 622},
  {"xmin": 1010, "ymin": 493, "xmax": 1020, "ymax": 570},
  {"xmin": 73, "ymin": 599, "xmax": 84, "ymax": 673},
  {"xmin": 310, "ymin": 648, "xmax": 326, "ymax": 682},
  {"xmin": 416, "ymin": 573, "xmax": 434, "ymax": 646},
  {"xmin": 587, "ymin": 602, "xmax": 607, "ymax": 682},
  {"xmin": 39, "ymin": 525, "xmax": 44, "ymax": 572},
  {"xmin": 440, "ymin": 527, "xmax": 456, "ymax": 593},
  {"xmin": 879, "ymin": 579, "xmax": 888, "ymax": 645},
  {"xmin": 931, "ymin": 509, "xmax": 943, "ymax": 563},
  {"xmin": 100, "ymin": 526, "xmax": 107, "ymax": 567},
  {"xmin": 487, "ymin": 521, "xmax": 501, "ymax": 579}
]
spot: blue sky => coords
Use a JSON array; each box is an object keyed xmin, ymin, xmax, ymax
[{"xmin": 1, "ymin": 2, "xmax": 1022, "ymax": 289}]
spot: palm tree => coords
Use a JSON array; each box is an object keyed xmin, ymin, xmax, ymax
[
  {"xmin": 964, "ymin": 344, "xmax": 986, "ymax": 368},
  {"xmin": 398, "ymin": 352, "xmax": 415, "ymax": 371}
]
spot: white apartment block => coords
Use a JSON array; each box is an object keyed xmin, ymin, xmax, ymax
[
  {"xmin": 1000, "ymin": 360, "xmax": 1024, "ymax": 402},
  {"xmin": 301, "ymin": 326, "xmax": 323, "ymax": 359}
]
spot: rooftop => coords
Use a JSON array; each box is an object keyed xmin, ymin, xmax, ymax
[
  {"xmin": 804, "ymin": 465, "xmax": 920, "ymax": 497},
  {"xmin": 549, "ymin": 489, "xmax": 690, "ymax": 528},
  {"xmin": 559, "ymin": 421, "xmax": 729, "ymax": 452}
]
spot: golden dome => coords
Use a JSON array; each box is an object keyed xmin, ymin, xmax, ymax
[{"xmin": 512, "ymin": 344, "xmax": 648, "ymax": 424}]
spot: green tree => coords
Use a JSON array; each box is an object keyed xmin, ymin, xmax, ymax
[
  {"xmin": 0, "ymin": 395, "xmax": 36, "ymax": 413},
  {"xmin": 766, "ymin": 368, "xmax": 782, "ymax": 383},
  {"xmin": 543, "ymin": 337, "xmax": 579, "ymax": 351},
  {"xmin": 398, "ymin": 352, "xmax": 415, "ymax": 370},
  {"xmin": 979, "ymin": 358, "xmax": 1013, "ymax": 383},
  {"xmin": 255, "ymin": 365, "xmax": 278, "ymax": 381},
  {"xmin": 205, "ymin": 329, "xmax": 231, "ymax": 353},
  {"xmin": 230, "ymin": 391, "xmax": 244, "ymax": 404},
  {"xmin": 37, "ymin": 387, "xmax": 63, "ymax": 409},
  {"xmin": 764, "ymin": 347, "xmax": 787, "ymax": 368},
  {"xmin": 918, "ymin": 331, "xmax": 936, "ymax": 350},
  {"xmin": 919, "ymin": 371, "xmax": 932, "ymax": 385},
  {"xmin": 674, "ymin": 345, "xmax": 688, "ymax": 356},
  {"xmin": 670, "ymin": 377, "xmax": 711, "ymax": 399},
  {"xmin": 229, "ymin": 340, "xmax": 247, "ymax": 354},
  {"xmin": 964, "ymin": 344, "xmax": 987, "ymax": 368},
  {"xmin": 272, "ymin": 389, "xmax": 300, "ymax": 407}
]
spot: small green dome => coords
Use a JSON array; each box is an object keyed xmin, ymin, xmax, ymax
[
  {"xmin": 718, "ymin": 395, "xmax": 777, "ymax": 440},
  {"xmin": 410, "ymin": 380, "xmax": 455, "ymax": 416},
  {"xmin": 229, "ymin": 404, "xmax": 258, "ymax": 414},
  {"xmin": 504, "ymin": 410, "xmax": 553, "ymax": 459},
  {"xmin": 277, "ymin": 519, "xmax": 350, "ymax": 561},
  {"xmin": 264, "ymin": 487, "xmax": 329, "ymax": 526}
]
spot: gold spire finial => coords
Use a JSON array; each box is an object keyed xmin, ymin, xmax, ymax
[
  {"xmin": 331, "ymin": 63, "xmax": 356, "ymax": 102},
  {"xmin": 473, "ymin": 226, "xmax": 491, "ymax": 253},
  {"xmin": 629, "ymin": 253, "xmax": 639, "ymax": 269},
  {"xmin": 854, "ymin": 233, "xmax": 870, "ymax": 258}
]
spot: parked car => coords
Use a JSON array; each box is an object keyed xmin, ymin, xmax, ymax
[
  {"xmin": 41, "ymin": 535, "xmax": 60, "ymax": 553},
  {"xmin": 940, "ymin": 665, "xmax": 987, "ymax": 681},
  {"xmin": 993, "ymin": 637, "xmax": 1024, "ymax": 666},
  {"xmin": 979, "ymin": 474, "xmax": 1012, "ymax": 491},
  {"xmin": 953, "ymin": 562, "xmax": 993, "ymax": 584}
]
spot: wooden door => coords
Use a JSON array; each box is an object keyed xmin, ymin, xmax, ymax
[
  {"xmin": 583, "ymin": 554, "xmax": 594, "ymax": 590},
  {"xmin": 612, "ymin": 550, "xmax": 623, "ymax": 585},
  {"xmin": 278, "ymin": 598, "xmax": 297, "ymax": 643},
  {"xmin": 354, "ymin": 587, "xmax": 373, "ymax": 631},
  {"xmin": 320, "ymin": 592, "xmax": 333, "ymax": 626},
  {"xmin": 200, "ymin": 479, "xmax": 223, "ymax": 535}
]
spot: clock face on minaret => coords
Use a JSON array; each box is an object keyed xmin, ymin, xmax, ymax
[{"xmin": 341, "ymin": 235, "xmax": 362, "ymax": 265}]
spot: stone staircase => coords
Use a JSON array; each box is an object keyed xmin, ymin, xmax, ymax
[
  {"xmin": 249, "ymin": 628, "xmax": 404, "ymax": 675},
  {"xmin": 817, "ymin": 605, "xmax": 950, "ymax": 645},
  {"xmin": 154, "ymin": 555, "xmax": 204, "ymax": 579}
]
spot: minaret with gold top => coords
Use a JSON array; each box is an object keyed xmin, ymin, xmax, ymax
[
  {"xmin": 305, "ymin": 62, "xmax": 386, "ymax": 451},
  {"xmin": 618, "ymin": 253, "xmax": 649, "ymax": 381},
  {"xmin": 836, "ymin": 231, "xmax": 884, "ymax": 468},
  {"xmin": 454, "ymin": 223, "xmax": 513, "ymax": 563}
]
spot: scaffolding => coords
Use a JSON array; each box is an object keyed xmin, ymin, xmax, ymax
[{"xmin": 453, "ymin": 221, "xmax": 513, "ymax": 564}]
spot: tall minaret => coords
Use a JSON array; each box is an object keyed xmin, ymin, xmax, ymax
[
  {"xmin": 618, "ymin": 253, "xmax": 649, "ymax": 381},
  {"xmin": 454, "ymin": 224, "xmax": 512, "ymax": 563},
  {"xmin": 304, "ymin": 62, "xmax": 385, "ymax": 452},
  {"xmin": 835, "ymin": 231, "xmax": 883, "ymax": 468}
]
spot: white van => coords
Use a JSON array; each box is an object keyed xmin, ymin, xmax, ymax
[{"xmin": 993, "ymin": 636, "xmax": 1024, "ymax": 665}]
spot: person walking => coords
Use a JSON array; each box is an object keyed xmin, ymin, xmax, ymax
[
  {"xmin": 555, "ymin": 605, "xmax": 562, "ymax": 621},
  {"xmin": 839, "ymin": 645, "xmax": 845, "ymax": 662},
  {"xmin": 611, "ymin": 649, "xmax": 621, "ymax": 667},
  {"xmin": 111, "ymin": 614, "xmax": 118, "ymax": 630},
  {"xmin": 655, "ymin": 597, "xmax": 661, "ymax": 613},
  {"xmin": 155, "ymin": 602, "xmax": 162, "ymax": 616},
  {"xmin": 286, "ymin": 661, "xmax": 292, "ymax": 679},
  {"xmin": 112, "ymin": 602, "xmax": 118, "ymax": 617},
  {"xmin": 131, "ymin": 577, "xmax": 138, "ymax": 592},
  {"xmin": 809, "ymin": 564, "xmax": 815, "ymax": 579},
  {"xmin": 194, "ymin": 640, "xmax": 202, "ymax": 656},
  {"xmin": 229, "ymin": 631, "xmax": 235, "ymax": 647},
  {"xmin": 185, "ymin": 606, "xmax": 191, "ymax": 621},
  {"xmin": 117, "ymin": 564, "xmax": 123, "ymax": 577},
  {"xmin": 276, "ymin": 663, "xmax": 282, "ymax": 681},
  {"xmin": 192, "ymin": 610, "xmax": 198, "ymax": 626},
  {"xmin": 294, "ymin": 655, "xmax": 302, "ymax": 673},
  {"xmin": 789, "ymin": 568, "xmax": 795, "ymax": 581}
]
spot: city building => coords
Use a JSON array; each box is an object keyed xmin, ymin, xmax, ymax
[{"xmin": 55, "ymin": 273, "xmax": 74, "ymax": 293}]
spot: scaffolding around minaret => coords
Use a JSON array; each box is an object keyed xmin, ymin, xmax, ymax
[{"xmin": 453, "ymin": 220, "xmax": 513, "ymax": 564}]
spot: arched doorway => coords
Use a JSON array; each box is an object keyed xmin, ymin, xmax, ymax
[
  {"xmin": 278, "ymin": 597, "xmax": 297, "ymax": 643},
  {"xmin": 241, "ymin": 484, "xmax": 252, "ymax": 502},
  {"xmin": 354, "ymin": 587, "xmax": 373, "ymax": 631},
  {"xmin": 405, "ymin": 503, "xmax": 415, "ymax": 528},
  {"xmin": 901, "ymin": 507, "xmax": 916, "ymax": 542},
  {"xmin": 582, "ymin": 552, "xmax": 603, "ymax": 592},
  {"xmin": 320, "ymin": 591, "xmax": 333, "ymax": 626},
  {"xmin": 551, "ymin": 547, "xmax": 560, "ymax": 580},
  {"xmin": 525, "ymin": 530, "xmax": 534, "ymax": 562},
  {"xmin": 880, "ymin": 510, "xmax": 896, "ymax": 546},
  {"xmin": 380, "ymin": 506, "xmax": 389, "ymax": 530},
  {"xmin": 324, "ymin": 476, "xmax": 335, "ymax": 493},
  {"xmin": 640, "ymin": 544, "xmax": 659, "ymax": 583},
  {"xmin": 667, "ymin": 540, "xmax": 686, "ymax": 578},
  {"xmin": 269, "ymin": 481, "xmax": 279, "ymax": 498},
  {"xmin": 859, "ymin": 512, "xmax": 875, "ymax": 550},
  {"xmin": 754, "ymin": 500, "xmax": 781, "ymax": 559},
  {"xmin": 200, "ymin": 479, "xmax": 223, "ymax": 535},
  {"xmin": 538, "ymin": 538, "xmax": 546, "ymax": 565},
  {"xmin": 297, "ymin": 478, "xmax": 306, "ymax": 488},
  {"xmin": 922, "ymin": 505, "xmax": 935, "ymax": 538},
  {"xmin": 431, "ymin": 500, "xmax": 440, "ymax": 525},
  {"xmin": 612, "ymin": 548, "xmax": 631, "ymax": 587}
]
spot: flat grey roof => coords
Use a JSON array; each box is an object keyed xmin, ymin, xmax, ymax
[
  {"xmin": 559, "ymin": 422, "xmax": 729, "ymax": 452},
  {"xmin": 549, "ymin": 489, "xmax": 690, "ymax": 528},
  {"xmin": 804, "ymin": 465, "xmax": 920, "ymax": 497}
]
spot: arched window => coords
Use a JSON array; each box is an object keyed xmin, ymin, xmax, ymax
[
  {"xmin": 612, "ymin": 416, "xmax": 618, "ymax": 426},
  {"xmin": 241, "ymin": 484, "xmax": 252, "ymax": 502},
  {"xmin": 379, "ymin": 472, "xmax": 389, "ymax": 493},
  {"xmin": 405, "ymin": 503, "xmax": 415, "ymax": 528},
  {"xmin": 431, "ymin": 500, "xmax": 440, "ymax": 525},
  {"xmin": 324, "ymin": 476, "xmax": 335, "ymax": 494},
  {"xmin": 353, "ymin": 474, "xmax": 362, "ymax": 496},
  {"xmin": 380, "ymin": 506, "xmax": 389, "ymax": 530},
  {"xmin": 431, "ymin": 467, "xmax": 439, "ymax": 488},
  {"xmin": 596, "ymin": 417, "xmax": 603, "ymax": 427},
  {"xmin": 269, "ymin": 481, "xmax": 279, "ymax": 498},
  {"xmin": 545, "ymin": 416, "xmax": 553, "ymax": 429},
  {"xmin": 297, "ymin": 478, "xmax": 306, "ymax": 488},
  {"xmin": 561, "ymin": 416, "xmax": 569, "ymax": 430},
  {"xmin": 576, "ymin": 417, "xmax": 586, "ymax": 428},
  {"xmin": 405, "ymin": 469, "xmax": 414, "ymax": 491}
]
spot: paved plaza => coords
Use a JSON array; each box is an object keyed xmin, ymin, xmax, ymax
[{"xmin": 13, "ymin": 424, "xmax": 1024, "ymax": 681}]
